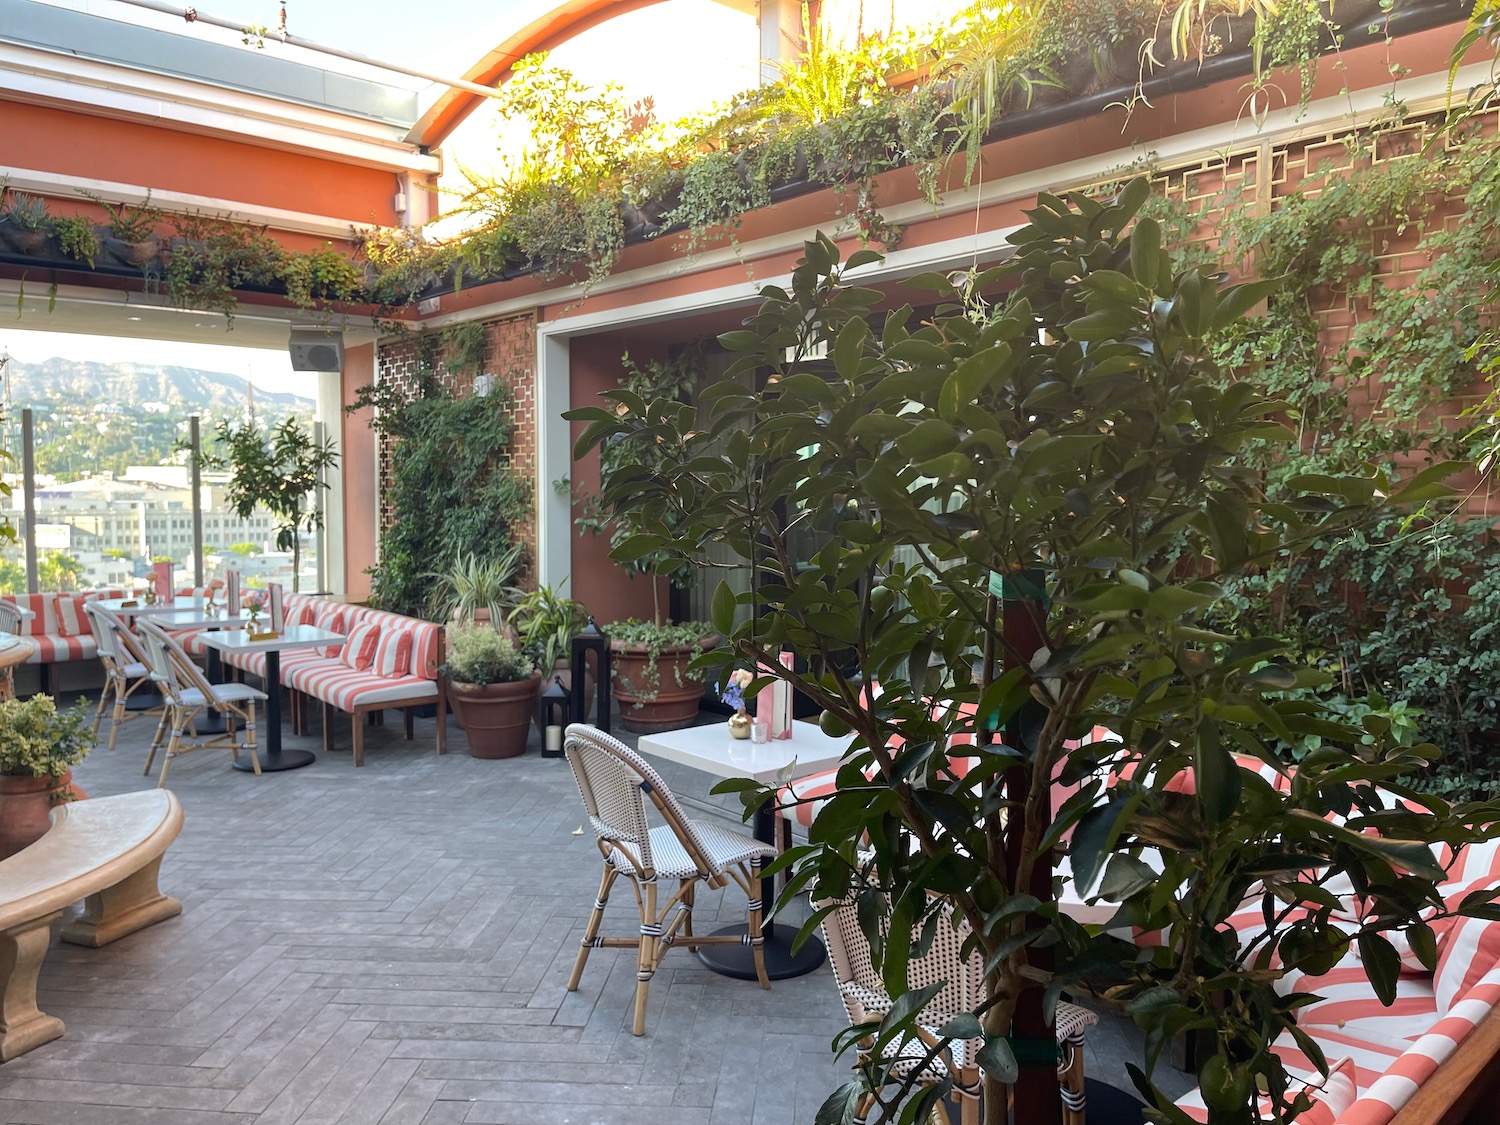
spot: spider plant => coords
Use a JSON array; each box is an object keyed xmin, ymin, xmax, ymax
[{"xmin": 431, "ymin": 545, "xmax": 525, "ymax": 627}]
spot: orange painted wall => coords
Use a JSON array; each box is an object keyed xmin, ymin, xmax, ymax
[
  {"xmin": 568, "ymin": 333, "xmax": 668, "ymax": 626},
  {"xmin": 3, "ymin": 99, "xmax": 401, "ymax": 225},
  {"xmin": 341, "ymin": 342, "xmax": 378, "ymax": 600}
]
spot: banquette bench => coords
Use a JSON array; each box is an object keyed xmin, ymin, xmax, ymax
[
  {"xmin": 0, "ymin": 589, "xmax": 128, "ymax": 691},
  {"xmin": 0, "ymin": 789, "xmax": 184, "ymax": 1061},
  {"xmin": 186, "ymin": 594, "xmax": 447, "ymax": 765}
]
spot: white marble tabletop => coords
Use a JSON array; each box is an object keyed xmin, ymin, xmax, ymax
[{"xmin": 637, "ymin": 719, "xmax": 850, "ymax": 785}]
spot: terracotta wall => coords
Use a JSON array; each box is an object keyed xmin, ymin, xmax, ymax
[{"xmin": 567, "ymin": 334, "xmax": 668, "ymax": 625}]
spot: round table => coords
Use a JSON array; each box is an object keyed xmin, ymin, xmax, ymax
[{"xmin": 0, "ymin": 635, "xmax": 36, "ymax": 701}]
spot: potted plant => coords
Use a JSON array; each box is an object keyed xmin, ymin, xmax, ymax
[
  {"xmin": 512, "ymin": 581, "xmax": 591, "ymax": 725},
  {"xmin": 604, "ymin": 618, "xmax": 717, "ymax": 734},
  {"xmin": 0, "ymin": 190, "xmax": 53, "ymax": 256},
  {"xmin": 0, "ymin": 695, "xmax": 93, "ymax": 859},
  {"xmin": 441, "ymin": 623, "xmax": 541, "ymax": 759},
  {"xmin": 432, "ymin": 545, "xmax": 525, "ymax": 627}
]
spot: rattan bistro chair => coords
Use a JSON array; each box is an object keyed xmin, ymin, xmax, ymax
[
  {"xmin": 563, "ymin": 723, "xmax": 777, "ymax": 1036},
  {"xmin": 818, "ymin": 884, "xmax": 1097, "ymax": 1125},
  {"xmin": 0, "ymin": 602, "xmax": 22, "ymax": 635},
  {"xmin": 136, "ymin": 619, "xmax": 268, "ymax": 786},
  {"xmin": 83, "ymin": 602, "xmax": 158, "ymax": 753}
]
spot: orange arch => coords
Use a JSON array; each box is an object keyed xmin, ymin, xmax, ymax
[{"xmin": 407, "ymin": 0, "xmax": 674, "ymax": 148}]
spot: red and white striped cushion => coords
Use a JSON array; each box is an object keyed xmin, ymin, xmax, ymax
[
  {"xmin": 1178, "ymin": 1041, "xmax": 1358, "ymax": 1123},
  {"xmin": 284, "ymin": 662, "xmax": 438, "ymax": 711},
  {"xmin": 1435, "ymin": 917, "xmax": 1500, "ymax": 1012},
  {"xmin": 372, "ymin": 628, "xmax": 412, "ymax": 679},
  {"xmin": 339, "ymin": 622, "xmax": 379, "ymax": 671},
  {"xmin": 53, "ymin": 594, "xmax": 86, "ymax": 636},
  {"xmin": 312, "ymin": 604, "xmax": 347, "ymax": 656},
  {"xmin": 23, "ymin": 633, "xmax": 97, "ymax": 664}
]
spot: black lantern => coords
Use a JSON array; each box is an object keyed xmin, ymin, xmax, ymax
[
  {"xmin": 571, "ymin": 615, "xmax": 612, "ymax": 735},
  {"xmin": 537, "ymin": 676, "xmax": 571, "ymax": 758}
]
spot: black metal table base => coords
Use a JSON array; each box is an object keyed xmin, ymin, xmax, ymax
[
  {"xmin": 125, "ymin": 690, "xmax": 161, "ymax": 712},
  {"xmin": 695, "ymin": 923, "xmax": 826, "ymax": 980},
  {"xmin": 233, "ymin": 748, "xmax": 315, "ymax": 772}
]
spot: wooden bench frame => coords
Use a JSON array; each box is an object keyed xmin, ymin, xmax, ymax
[{"xmin": 0, "ymin": 790, "xmax": 184, "ymax": 1061}]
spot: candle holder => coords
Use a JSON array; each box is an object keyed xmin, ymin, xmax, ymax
[{"xmin": 537, "ymin": 676, "xmax": 570, "ymax": 758}]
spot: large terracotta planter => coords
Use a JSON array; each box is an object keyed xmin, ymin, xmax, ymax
[
  {"xmin": 449, "ymin": 675, "xmax": 541, "ymax": 759},
  {"xmin": 611, "ymin": 639, "xmax": 711, "ymax": 734},
  {"xmin": 0, "ymin": 775, "xmax": 54, "ymax": 859}
]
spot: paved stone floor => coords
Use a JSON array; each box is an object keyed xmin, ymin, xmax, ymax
[{"xmin": 0, "ymin": 683, "xmax": 1181, "ymax": 1124}]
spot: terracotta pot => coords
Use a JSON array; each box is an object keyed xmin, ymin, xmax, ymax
[
  {"xmin": 449, "ymin": 675, "xmax": 541, "ymax": 759},
  {"xmin": 611, "ymin": 638, "xmax": 712, "ymax": 734},
  {"xmin": 49, "ymin": 768, "xmax": 86, "ymax": 807},
  {"xmin": 0, "ymin": 774, "xmax": 55, "ymax": 859}
]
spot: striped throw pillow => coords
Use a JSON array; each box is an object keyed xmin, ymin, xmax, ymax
[
  {"xmin": 339, "ymin": 622, "xmax": 380, "ymax": 671},
  {"xmin": 372, "ymin": 628, "xmax": 412, "ymax": 679},
  {"xmin": 53, "ymin": 595, "xmax": 86, "ymax": 636}
]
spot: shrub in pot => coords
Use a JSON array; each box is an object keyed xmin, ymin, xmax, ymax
[
  {"xmin": 0, "ymin": 695, "xmax": 93, "ymax": 859},
  {"xmin": 512, "ymin": 583, "xmax": 591, "ymax": 726},
  {"xmin": 606, "ymin": 619, "xmax": 717, "ymax": 734},
  {"xmin": 432, "ymin": 545, "xmax": 525, "ymax": 627},
  {"xmin": 441, "ymin": 624, "xmax": 540, "ymax": 759}
]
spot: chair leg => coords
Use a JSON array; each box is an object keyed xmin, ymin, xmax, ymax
[
  {"xmin": 352, "ymin": 712, "xmax": 365, "ymax": 767},
  {"xmin": 143, "ymin": 709, "xmax": 169, "ymax": 776},
  {"xmin": 404, "ymin": 708, "xmax": 414, "ymax": 739},
  {"xmin": 107, "ymin": 684, "xmax": 129, "ymax": 753},
  {"xmin": 322, "ymin": 701, "xmax": 336, "ymax": 754},
  {"xmin": 157, "ymin": 718, "xmax": 186, "ymax": 788},
  {"xmin": 1059, "ymin": 1033, "xmax": 1088, "ymax": 1125},
  {"xmin": 747, "ymin": 857, "xmax": 770, "ymax": 990},
  {"xmin": 568, "ymin": 865, "xmax": 618, "ymax": 992},
  {"xmin": 243, "ymin": 703, "xmax": 262, "ymax": 776},
  {"xmin": 633, "ymin": 879, "xmax": 658, "ymax": 1036},
  {"xmin": 92, "ymin": 675, "xmax": 111, "ymax": 735}
]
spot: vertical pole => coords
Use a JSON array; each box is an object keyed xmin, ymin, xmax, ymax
[
  {"xmin": 313, "ymin": 420, "xmax": 327, "ymax": 595},
  {"xmin": 21, "ymin": 408, "xmax": 37, "ymax": 594},
  {"xmin": 190, "ymin": 415, "xmax": 204, "ymax": 588},
  {"xmin": 1001, "ymin": 567, "xmax": 1058, "ymax": 1125}
]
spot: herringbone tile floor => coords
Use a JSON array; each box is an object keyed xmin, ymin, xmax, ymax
[{"xmin": 0, "ymin": 690, "xmax": 851, "ymax": 1124}]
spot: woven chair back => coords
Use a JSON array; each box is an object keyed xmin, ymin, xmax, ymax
[
  {"xmin": 0, "ymin": 602, "xmax": 21, "ymax": 635},
  {"xmin": 821, "ymin": 885, "xmax": 986, "ymax": 1067},
  {"xmin": 134, "ymin": 619, "xmax": 211, "ymax": 708},
  {"xmin": 563, "ymin": 723, "xmax": 720, "ymax": 878}
]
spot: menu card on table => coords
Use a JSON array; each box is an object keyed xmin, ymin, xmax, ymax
[
  {"xmin": 226, "ymin": 570, "xmax": 240, "ymax": 615},
  {"xmin": 153, "ymin": 560, "xmax": 173, "ymax": 604},
  {"xmin": 267, "ymin": 583, "xmax": 284, "ymax": 633},
  {"xmin": 755, "ymin": 650, "xmax": 795, "ymax": 740}
]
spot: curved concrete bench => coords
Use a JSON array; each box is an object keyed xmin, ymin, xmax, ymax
[{"xmin": 0, "ymin": 789, "xmax": 184, "ymax": 1061}]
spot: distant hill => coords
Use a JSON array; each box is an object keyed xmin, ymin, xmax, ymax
[{"xmin": 4, "ymin": 357, "xmax": 315, "ymax": 423}]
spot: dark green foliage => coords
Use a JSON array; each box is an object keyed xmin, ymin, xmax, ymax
[
  {"xmin": 571, "ymin": 183, "xmax": 1497, "ymax": 1124},
  {"xmin": 350, "ymin": 364, "xmax": 529, "ymax": 621}
]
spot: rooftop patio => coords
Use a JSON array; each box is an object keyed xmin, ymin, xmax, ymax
[{"xmin": 0, "ymin": 702, "xmax": 880, "ymax": 1124}]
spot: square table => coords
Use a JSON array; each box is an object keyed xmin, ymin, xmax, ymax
[
  {"xmin": 637, "ymin": 718, "xmax": 851, "ymax": 980},
  {"xmin": 94, "ymin": 596, "xmax": 220, "ymax": 618},
  {"xmin": 197, "ymin": 625, "xmax": 344, "ymax": 772}
]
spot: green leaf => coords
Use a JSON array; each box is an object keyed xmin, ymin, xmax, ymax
[
  {"xmin": 1130, "ymin": 218, "xmax": 1162, "ymax": 290},
  {"xmin": 1357, "ymin": 933, "xmax": 1401, "ymax": 1005},
  {"xmin": 710, "ymin": 580, "xmax": 736, "ymax": 638},
  {"xmin": 976, "ymin": 1035, "xmax": 1019, "ymax": 1084}
]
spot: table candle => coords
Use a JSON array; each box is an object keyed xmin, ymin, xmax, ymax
[{"xmin": 546, "ymin": 724, "xmax": 562, "ymax": 753}]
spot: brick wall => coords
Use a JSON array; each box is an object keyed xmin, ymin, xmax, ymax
[{"xmin": 374, "ymin": 310, "xmax": 540, "ymax": 578}]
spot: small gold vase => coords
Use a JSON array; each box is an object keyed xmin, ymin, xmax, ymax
[{"xmin": 727, "ymin": 707, "xmax": 752, "ymax": 740}]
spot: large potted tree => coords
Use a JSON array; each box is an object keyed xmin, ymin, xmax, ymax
[{"xmin": 575, "ymin": 185, "xmax": 1498, "ymax": 1124}]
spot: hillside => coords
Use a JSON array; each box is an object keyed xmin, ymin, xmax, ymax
[{"xmin": 4, "ymin": 357, "xmax": 314, "ymax": 422}]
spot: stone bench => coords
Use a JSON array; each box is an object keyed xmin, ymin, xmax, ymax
[{"xmin": 0, "ymin": 789, "xmax": 184, "ymax": 1061}]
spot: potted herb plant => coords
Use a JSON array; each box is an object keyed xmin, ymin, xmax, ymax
[
  {"xmin": 0, "ymin": 191, "xmax": 53, "ymax": 256},
  {"xmin": 441, "ymin": 624, "xmax": 541, "ymax": 759},
  {"xmin": 0, "ymin": 695, "xmax": 93, "ymax": 859}
]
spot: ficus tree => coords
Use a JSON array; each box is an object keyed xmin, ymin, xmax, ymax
[
  {"xmin": 200, "ymin": 416, "xmax": 337, "ymax": 593},
  {"xmin": 571, "ymin": 181, "xmax": 1500, "ymax": 1124}
]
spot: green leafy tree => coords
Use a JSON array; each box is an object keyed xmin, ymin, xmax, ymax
[
  {"xmin": 198, "ymin": 417, "xmax": 336, "ymax": 593},
  {"xmin": 0, "ymin": 556, "xmax": 25, "ymax": 595},
  {"xmin": 573, "ymin": 186, "xmax": 1500, "ymax": 1124},
  {"xmin": 226, "ymin": 542, "xmax": 261, "ymax": 556},
  {"xmin": 38, "ymin": 551, "xmax": 84, "ymax": 592}
]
